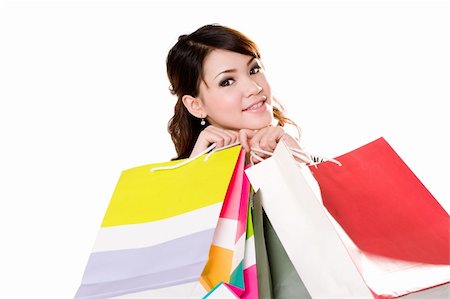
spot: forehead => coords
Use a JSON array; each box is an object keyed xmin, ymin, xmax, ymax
[{"xmin": 202, "ymin": 49, "xmax": 253, "ymax": 79}]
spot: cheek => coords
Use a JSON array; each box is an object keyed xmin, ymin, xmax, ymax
[{"xmin": 211, "ymin": 92, "xmax": 241, "ymax": 111}]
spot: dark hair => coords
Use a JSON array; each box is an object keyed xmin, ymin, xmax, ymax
[{"xmin": 166, "ymin": 24, "xmax": 296, "ymax": 159}]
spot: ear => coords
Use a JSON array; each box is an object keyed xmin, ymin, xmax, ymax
[{"xmin": 182, "ymin": 95, "xmax": 207, "ymax": 119}]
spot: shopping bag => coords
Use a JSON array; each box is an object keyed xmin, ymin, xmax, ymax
[
  {"xmin": 201, "ymin": 165, "xmax": 259, "ymax": 298},
  {"xmin": 203, "ymin": 282, "xmax": 240, "ymax": 298},
  {"xmin": 240, "ymin": 200, "xmax": 259, "ymax": 299},
  {"xmin": 75, "ymin": 146, "xmax": 242, "ymax": 299},
  {"xmin": 245, "ymin": 141, "xmax": 372, "ymax": 298},
  {"xmin": 261, "ymin": 195, "xmax": 312, "ymax": 298},
  {"xmin": 199, "ymin": 149, "xmax": 249, "ymax": 292},
  {"xmin": 252, "ymin": 190, "xmax": 312, "ymax": 299},
  {"xmin": 203, "ymin": 203, "xmax": 259, "ymax": 298},
  {"xmin": 245, "ymin": 138, "xmax": 450, "ymax": 298},
  {"xmin": 251, "ymin": 190, "xmax": 273, "ymax": 299},
  {"xmin": 309, "ymin": 137, "xmax": 450, "ymax": 298}
]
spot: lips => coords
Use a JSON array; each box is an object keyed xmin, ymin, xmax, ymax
[{"xmin": 243, "ymin": 96, "xmax": 267, "ymax": 111}]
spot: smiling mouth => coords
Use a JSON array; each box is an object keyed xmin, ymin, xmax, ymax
[
  {"xmin": 243, "ymin": 96, "xmax": 267, "ymax": 111},
  {"xmin": 244, "ymin": 101, "xmax": 265, "ymax": 111}
]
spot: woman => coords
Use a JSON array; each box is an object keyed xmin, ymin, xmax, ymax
[
  {"xmin": 166, "ymin": 24, "xmax": 301, "ymax": 161},
  {"xmin": 165, "ymin": 24, "xmax": 310, "ymax": 298}
]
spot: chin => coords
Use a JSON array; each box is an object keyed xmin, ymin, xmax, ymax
[{"xmin": 243, "ymin": 117, "xmax": 274, "ymax": 130}]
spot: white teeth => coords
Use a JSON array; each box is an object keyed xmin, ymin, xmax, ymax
[{"xmin": 247, "ymin": 102, "xmax": 263, "ymax": 110}]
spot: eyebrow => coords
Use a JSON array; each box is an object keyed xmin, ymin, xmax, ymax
[{"xmin": 213, "ymin": 57, "xmax": 255, "ymax": 79}]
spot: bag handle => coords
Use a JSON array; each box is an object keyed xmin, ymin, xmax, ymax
[
  {"xmin": 250, "ymin": 146, "xmax": 342, "ymax": 167},
  {"xmin": 151, "ymin": 141, "xmax": 340, "ymax": 172},
  {"xmin": 150, "ymin": 142, "xmax": 241, "ymax": 172}
]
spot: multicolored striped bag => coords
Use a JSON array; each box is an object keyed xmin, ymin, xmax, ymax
[
  {"xmin": 199, "ymin": 149, "xmax": 258, "ymax": 298},
  {"xmin": 75, "ymin": 146, "xmax": 243, "ymax": 298}
]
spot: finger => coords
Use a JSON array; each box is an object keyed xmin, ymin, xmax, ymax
[
  {"xmin": 207, "ymin": 127, "xmax": 241, "ymax": 148},
  {"xmin": 249, "ymin": 129, "xmax": 265, "ymax": 151},
  {"xmin": 259, "ymin": 134, "xmax": 277, "ymax": 152},
  {"xmin": 260, "ymin": 127, "xmax": 285, "ymax": 151},
  {"xmin": 225, "ymin": 130, "xmax": 240, "ymax": 144},
  {"xmin": 280, "ymin": 133, "xmax": 301, "ymax": 150},
  {"xmin": 214, "ymin": 129, "xmax": 240, "ymax": 147},
  {"xmin": 220, "ymin": 129, "xmax": 238, "ymax": 146},
  {"xmin": 218, "ymin": 131, "xmax": 232, "ymax": 146},
  {"xmin": 239, "ymin": 130, "xmax": 250, "ymax": 152},
  {"xmin": 249, "ymin": 151, "xmax": 264, "ymax": 164},
  {"xmin": 210, "ymin": 132, "xmax": 225, "ymax": 148},
  {"xmin": 251, "ymin": 150, "xmax": 269, "ymax": 160},
  {"xmin": 252, "ymin": 155, "xmax": 261, "ymax": 164},
  {"xmin": 202, "ymin": 128, "xmax": 226, "ymax": 148},
  {"xmin": 239, "ymin": 129, "xmax": 256, "ymax": 152}
]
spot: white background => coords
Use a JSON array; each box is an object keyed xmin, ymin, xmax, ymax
[{"xmin": 1, "ymin": 0, "xmax": 448, "ymax": 298}]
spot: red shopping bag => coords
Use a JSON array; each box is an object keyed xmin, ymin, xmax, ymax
[
  {"xmin": 310, "ymin": 137, "xmax": 449, "ymax": 265},
  {"xmin": 246, "ymin": 137, "xmax": 448, "ymax": 298}
]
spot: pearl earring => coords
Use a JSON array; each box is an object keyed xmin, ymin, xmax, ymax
[{"xmin": 200, "ymin": 118, "xmax": 206, "ymax": 126}]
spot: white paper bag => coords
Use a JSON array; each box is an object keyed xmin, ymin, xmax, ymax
[{"xmin": 245, "ymin": 141, "xmax": 373, "ymax": 298}]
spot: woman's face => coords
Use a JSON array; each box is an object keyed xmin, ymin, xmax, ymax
[{"xmin": 197, "ymin": 49, "xmax": 273, "ymax": 131}]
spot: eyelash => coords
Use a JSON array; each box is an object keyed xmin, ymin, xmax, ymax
[
  {"xmin": 250, "ymin": 64, "xmax": 261, "ymax": 75},
  {"xmin": 219, "ymin": 64, "xmax": 262, "ymax": 87},
  {"xmin": 220, "ymin": 78, "xmax": 234, "ymax": 87}
]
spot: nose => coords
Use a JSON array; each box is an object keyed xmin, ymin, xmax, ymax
[{"xmin": 244, "ymin": 78, "xmax": 262, "ymax": 98}]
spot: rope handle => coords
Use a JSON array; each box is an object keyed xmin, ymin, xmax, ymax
[
  {"xmin": 151, "ymin": 141, "xmax": 341, "ymax": 172},
  {"xmin": 250, "ymin": 146, "xmax": 342, "ymax": 167},
  {"xmin": 150, "ymin": 142, "xmax": 240, "ymax": 172}
]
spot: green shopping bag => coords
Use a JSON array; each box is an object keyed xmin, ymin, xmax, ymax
[
  {"xmin": 253, "ymin": 191, "xmax": 311, "ymax": 299},
  {"xmin": 251, "ymin": 190, "xmax": 273, "ymax": 298}
]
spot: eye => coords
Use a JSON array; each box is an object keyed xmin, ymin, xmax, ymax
[
  {"xmin": 250, "ymin": 64, "xmax": 262, "ymax": 75},
  {"xmin": 220, "ymin": 78, "xmax": 234, "ymax": 87}
]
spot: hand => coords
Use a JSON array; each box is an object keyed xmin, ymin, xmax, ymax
[
  {"xmin": 190, "ymin": 125, "xmax": 240, "ymax": 158},
  {"xmin": 239, "ymin": 126, "xmax": 301, "ymax": 163}
]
